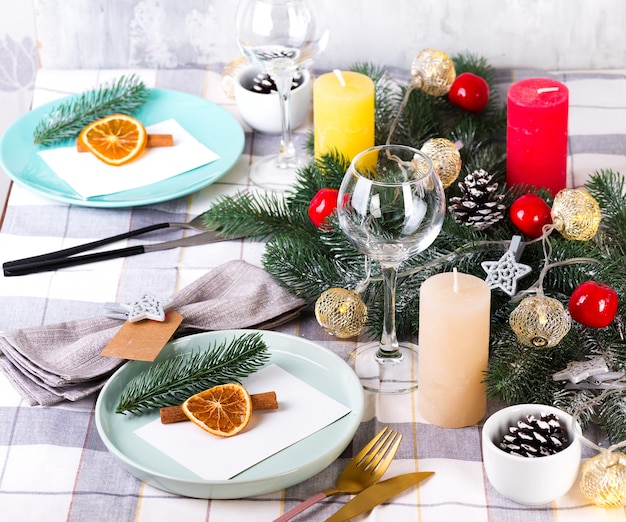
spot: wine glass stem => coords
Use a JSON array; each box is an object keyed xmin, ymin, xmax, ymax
[
  {"xmin": 272, "ymin": 73, "xmax": 297, "ymax": 168},
  {"xmin": 379, "ymin": 264, "xmax": 401, "ymax": 358}
]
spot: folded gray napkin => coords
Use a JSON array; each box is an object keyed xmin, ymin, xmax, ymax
[{"xmin": 0, "ymin": 260, "xmax": 306, "ymax": 406}]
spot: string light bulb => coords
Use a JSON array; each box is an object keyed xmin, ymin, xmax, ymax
[
  {"xmin": 410, "ymin": 48, "xmax": 456, "ymax": 96},
  {"xmin": 420, "ymin": 138, "xmax": 462, "ymax": 188},
  {"xmin": 509, "ymin": 295, "xmax": 571, "ymax": 348},
  {"xmin": 551, "ymin": 188, "xmax": 602, "ymax": 241},
  {"xmin": 572, "ymin": 384, "xmax": 626, "ymax": 509},
  {"xmin": 579, "ymin": 451, "xmax": 626, "ymax": 508},
  {"xmin": 315, "ymin": 288, "xmax": 368, "ymax": 338}
]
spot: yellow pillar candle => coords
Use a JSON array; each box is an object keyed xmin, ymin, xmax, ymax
[
  {"xmin": 313, "ymin": 70, "xmax": 375, "ymax": 162},
  {"xmin": 417, "ymin": 270, "xmax": 491, "ymax": 428}
]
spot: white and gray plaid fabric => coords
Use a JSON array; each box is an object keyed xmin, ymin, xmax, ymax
[{"xmin": 0, "ymin": 66, "xmax": 624, "ymax": 521}]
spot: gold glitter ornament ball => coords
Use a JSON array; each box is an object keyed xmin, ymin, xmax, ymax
[
  {"xmin": 580, "ymin": 452, "xmax": 626, "ymax": 508},
  {"xmin": 551, "ymin": 188, "xmax": 602, "ymax": 241},
  {"xmin": 410, "ymin": 49, "xmax": 456, "ymax": 97},
  {"xmin": 509, "ymin": 295, "xmax": 571, "ymax": 348},
  {"xmin": 221, "ymin": 56, "xmax": 250, "ymax": 99},
  {"xmin": 315, "ymin": 288, "xmax": 368, "ymax": 338},
  {"xmin": 420, "ymin": 138, "xmax": 462, "ymax": 188}
]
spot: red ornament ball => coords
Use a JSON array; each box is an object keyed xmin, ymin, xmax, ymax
[
  {"xmin": 448, "ymin": 72, "xmax": 490, "ymax": 113},
  {"xmin": 308, "ymin": 188, "xmax": 339, "ymax": 228},
  {"xmin": 568, "ymin": 281, "xmax": 619, "ymax": 328},
  {"xmin": 509, "ymin": 193, "xmax": 552, "ymax": 238}
]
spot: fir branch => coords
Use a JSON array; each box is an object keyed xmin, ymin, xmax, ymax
[
  {"xmin": 115, "ymin": 332, "xmax": 269, "ymax": 415},
  {"xmin": 202, "ymin": 190, "xmax": 308, "ymax": 239},
  {"xmin": 598, "ymin": 392, "xmax": 626, "ymax": 447},
  {"xmin": 263, "ymin": 231, "xmax": 365, "ymax": 300},
  {"xmin": 350, "ymin": 62, "xmax": 389, "ymax": 85},
  {"xmin": 389, "ymin": 85, "xmax": 441, "ymax": 147},
  {"xmin": 290, "ymin": 153, "xmax": 351, "ymax": 204},
  {"xmin": 33, "ymin": 74, "xmax": 149, "ymax": 146},
  {"xmin": 320, "ymin": 216, "xmax": 368, "ymax": 269},
  {"xmin": 586, "ymin": 169, "xmax": 626, "ymax": 256},
  {"xmin": 552, "ymin": 388, "xmax": 597, "ymax": 429},
  {"xmin": 486, "ymin": 327, "xmax": 579, "ymax": 405}
]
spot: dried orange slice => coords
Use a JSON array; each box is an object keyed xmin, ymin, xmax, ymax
[
  {"xmin": 182, "ymin": 383, "xmax": 252, "ymax": 437},
  {"xmin": 78, "ymin": 114, "xmax": 147, "ymax": 166}
]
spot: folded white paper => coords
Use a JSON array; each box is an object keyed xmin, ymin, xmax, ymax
[
  {"xmin": 37, "ymin": 119, "xmax": 220, "ymax": 199},
  {"xmin": 134, "ymin": 364, "xmax": 351, "ymax": 480}
]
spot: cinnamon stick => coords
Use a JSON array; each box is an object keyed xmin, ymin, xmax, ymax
[
  {"xmin": 76, "ymin": 133, "xmax": 174, "ymax": 152},
  {"xmin": 250, "ymin": 391, "xmax": 279, "ymax": 410},
  {"xmin": 160, "ymin": 391, "xmax": 278, "ymax": 424}
]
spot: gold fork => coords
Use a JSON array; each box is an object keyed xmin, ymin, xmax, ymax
[{"xmin": 273, "ymin": 427, "xmax": 402, "ymax": 522}]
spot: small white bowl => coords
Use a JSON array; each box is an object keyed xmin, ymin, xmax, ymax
[
  {"xmin": 234, "ymin": 65, "xmax": 311, "ymax": 134},
  {"xmin": 482, "ymin": 404, "xmax": 582, "ymax": 505}
]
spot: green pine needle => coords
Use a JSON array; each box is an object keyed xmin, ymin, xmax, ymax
[
  {"xmin": 115, "ymin": 332, "xmax": 270, "ymax": 415},
  {"xmin": 586, "ymin": 169, "xmax": 626, "ymax": 255},
  {"xmin": 33, "ymin": 74, "xmax": 149, "ymax": 146},
  {"xmin": 202, "ymin": 190, "xmax": 309, "ymax": 240}
]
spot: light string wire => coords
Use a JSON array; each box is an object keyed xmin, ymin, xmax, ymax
[
  {"xmin": 511, "ymin": 223, "xmax": 600, "ymax": 301},
  {"xmin": 385, "ymin": 83, "xmax": 416, "ymax": 146},
  {"xmin": 364, "ymin": 232, "xmax": 599, "ymax": 290},
  {"xmin": 365, "ymin": 238, "xmax": 509, "ymax": 285}
]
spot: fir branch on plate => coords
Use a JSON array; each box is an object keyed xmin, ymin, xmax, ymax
[
  {"xmin": 115, "ymin": 332, "xmax": 270, "ymax": 415},
  {"xmin": 33, "ymin": 74, "xmax": 149, "ymax": 146}
]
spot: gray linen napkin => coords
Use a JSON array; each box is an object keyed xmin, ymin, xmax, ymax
[{"xmin": 0, "ymin": 260, "xmax": 306, "ymax": 406}]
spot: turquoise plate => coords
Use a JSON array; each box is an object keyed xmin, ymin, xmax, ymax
[
  {"xmin": 95, "ymin": 330, "xmax": 365, "ymax": 499},
  {"xmin": 0, "ymin": 89, "xmax": 244, "ymax": 207}
]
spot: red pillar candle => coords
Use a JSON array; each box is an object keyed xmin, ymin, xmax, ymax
[{"xmin": 506, "ymin": 78, "xmax": 569, "ymax": 196}]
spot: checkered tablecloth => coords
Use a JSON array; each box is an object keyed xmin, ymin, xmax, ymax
[{"xmin": 1, "ymin": 66, "xmax": 625, "ymax": 522}]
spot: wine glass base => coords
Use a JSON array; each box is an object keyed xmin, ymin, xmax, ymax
[
  {"xmin": 347, "ymin": 341, "xmax": 419, "ymax": 394},
  {"xmin": 249, "ymin": 154, "xmax": 303, "ymax": 192}
]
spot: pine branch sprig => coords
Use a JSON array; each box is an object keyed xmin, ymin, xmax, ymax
[
  {"xmin": 292, "ymin": 152, "xmax": 352, "ymax": 201},
  {"xmin": 33, "ymin": 74, "xmax": 149, "ymax": 146},
  {"xmin": 552, "ymin": 388, "xmax": 597, "ymax": 429},
  {"xmin": 116, "ymin": 332, "xmax": 270, "ymax": 415},
  {"xmin": 598, "ymin": 393, "xmax": 626, "ymax": 448},
  {"xmin": 264, "ymin": 235, "xmax": 352, "ymax": 299},
  {"xmin": 202, "ymin": 190, "xmax": 309, "ymax": 240},
  {"xmin": 586, "ymin": 169, "xmax": 626, "ymax": 256}
]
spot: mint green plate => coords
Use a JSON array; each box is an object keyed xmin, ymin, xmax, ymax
[
  {"xmin": 95, "ymin": 330, "xmax": 364, "ymax": 499},
  {"xmin": 0, "ymin": 89, "xmax": 244, "ymax": 207}
]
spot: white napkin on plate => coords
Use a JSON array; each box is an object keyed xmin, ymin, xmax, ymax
[
  {"xmin": 134, "ymin": 364, "xmax": 351, "ymax": 480},
  {"xmin": 37, "ymin": 119, "xmax": 220, "ymax": 199}
]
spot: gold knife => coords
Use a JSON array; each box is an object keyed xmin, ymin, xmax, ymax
[{"xmin": 325, "ymin": 471, "xmax": 434, "ymax": 522}]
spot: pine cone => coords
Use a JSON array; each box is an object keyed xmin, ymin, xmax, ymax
[
  {"xmin": 250, "ymin": 72, "xmax": 303, "ymax": 94},
  {"xmin": 449, "ymin": 168, "xmax": 506, "ymax": 230},
  {"xmin": 499, "ymin": 413, "xmax": 569, "ymax": 457}
]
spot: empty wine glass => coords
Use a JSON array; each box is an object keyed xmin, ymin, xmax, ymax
[
  {"xmin": 235, "ymin": 0, "xmax": 328, "ymax": 191},
  {"xmin": 337, "ymin": 145, "xmax": 446, "ymax": 393}
]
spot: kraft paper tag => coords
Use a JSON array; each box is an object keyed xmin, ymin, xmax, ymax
[{"xmin": 101, "ymin": 310, "xmax": 184, "ymax": 361}]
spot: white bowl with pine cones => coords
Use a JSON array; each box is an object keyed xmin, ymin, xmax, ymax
[
  {"xmin": 234, "ymin": 65, "xmax": 311, "ymax": 134},
  {"xmin": 482, "ymin": 404, "xmax": 582, "ymax": 505}
]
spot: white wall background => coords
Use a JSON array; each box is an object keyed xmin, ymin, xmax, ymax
[
  {"xmin": 29, "ymin": 0, "xmax": 626, "ymax": 71},
  {"xmin": 1, "ymin": 0, "xmax": 625, "ymax": 201}
]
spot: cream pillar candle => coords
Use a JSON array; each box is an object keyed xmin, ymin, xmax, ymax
[{"xmin": 417, "ymin": 270, "xmax": 491, "ymax": 428}]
